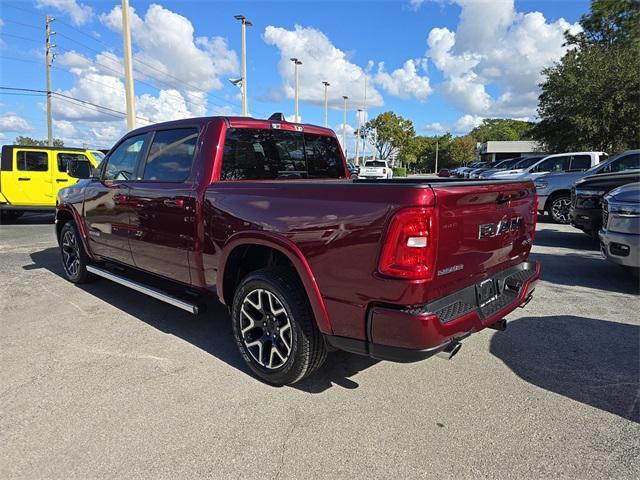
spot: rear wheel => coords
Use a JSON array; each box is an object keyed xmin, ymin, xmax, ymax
[
  {"xmin": 59, "ymin": 221, "xmax": 93, "ymax": 283},
  {"xmin": 549, "ymin": 194, "xmax": 572, "ymax": 224},
  {"xmin": 231, "ymin": 268, "xmax": 327, "ymax": 386}
]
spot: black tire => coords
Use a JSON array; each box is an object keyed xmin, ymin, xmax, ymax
[
  {"xmin": 59, "ymin": 221, "xmax": 93, "ymax": 283},
  {"xmin": 350, "ymin": 173, "xmax": 358, "ymax": 179},
  {"xmin": 548, "ymin": 193, "xmax": 572, "ymax": 224},
  {"xmin": 231, "ymin": 267, "xmax": 327, "ymax": 386}
]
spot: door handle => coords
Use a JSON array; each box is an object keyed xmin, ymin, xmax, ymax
[
  {"xmin": 18, "ymin": 177, "xmax": 30, "ymax": 181},
  {"xmin": 163, "ymin": 199, "xmax": 185, "ymax": 208},
  {"xmin": 56, "ymin": 179, "xmax": 69, "ymax": 183}
]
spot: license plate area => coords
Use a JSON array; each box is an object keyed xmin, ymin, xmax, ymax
[{"xmin": 476, "ymin": 279, "xmax": 498, "ymax": 307}]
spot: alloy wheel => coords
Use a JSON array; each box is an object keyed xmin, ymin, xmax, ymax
[
  {"xmin": 61, "ymin": 229, "xmax": 80, "ymax": 278},
  {"xmin": 240, "ymin": 288, "xmax": 293, "ymax": 370},
  {"xmin": 551, "ymin": 197, "xmax": 572, "ymax": 224}
]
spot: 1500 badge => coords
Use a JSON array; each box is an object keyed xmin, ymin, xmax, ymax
[{"xmin": 478, "ymin": 217, "xmax": 522, "ymax": 239}]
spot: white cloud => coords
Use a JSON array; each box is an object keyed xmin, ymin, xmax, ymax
[
  {"xmin": 36, "ymin": 0, "xmax": 93, "ymax": 26},
  {"xmin": 0, "ymin": 113, "xmax": 31, "ymax": 132},
  {"xmin": 374, "ymin": 60, "xmax": 432, "ymax": 101},
  {"xmin": 426, "ymin": 0, "xmax": 581, "ymax": 118},
  {"xmin": 409, "ymin": 0, "xmax": 427, "ymax": 9},
  {"xmin": 423, "ymin": 122, "xmax": 446, "ymax": 132},
  {"xmin": 263, "ymin": 25, "xmax": 384, "ymax": 109},
  {"xmin": 453, "ymin": 114, "xmax": 483, "ymax": 133}
]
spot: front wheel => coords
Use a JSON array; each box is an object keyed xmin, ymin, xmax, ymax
[
  {"xmin": 59, "ymin": 221, "xmax": 93, "ymax": 283},
  {"xmin": 549, "ymin": 194, "xmax": 572, "ymax": 224},
  {"xmin": 231, "ymin": 268, "xmax": 327, "ymax": 386}
]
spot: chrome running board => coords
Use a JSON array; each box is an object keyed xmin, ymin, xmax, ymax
[{"xmin": 86, "ymin": 265, "xmax": 199, "ymax": 314}]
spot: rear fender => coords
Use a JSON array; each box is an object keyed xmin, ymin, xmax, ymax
[{"xmin": 218, "ymin": 231, "xmax": 332, "ymax": 334}]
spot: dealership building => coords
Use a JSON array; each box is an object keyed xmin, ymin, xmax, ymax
[{"xmin": 478, "ymin": 141, "xmax": 544, "ymax": 162}]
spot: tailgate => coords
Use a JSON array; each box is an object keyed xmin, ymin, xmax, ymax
[
  {"xmin": 429, "ymin": 180, "xmax": 536, "ymax": 294},
  {"xmin": 362, "ymin": 167, "xmax": 383, "ymax": 176}
]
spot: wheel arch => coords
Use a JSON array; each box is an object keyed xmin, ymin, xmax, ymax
[
  {"xmin": 55, "ymin": 204, "xmax": 93, "ymax": 259},
  {"xmin": 218, "ymin": 232, "xmax": 332, "ymax": 334}
]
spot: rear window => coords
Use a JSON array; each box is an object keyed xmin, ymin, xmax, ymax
[
  {"xmin": 57, "ymin": 153, "xmax": 89, "ymax": 172},
  {"xmin": 221, "ymin": 128, "xmax": 344, "ymax": 180},
  {"xmin": 365, "ymin": 161, "xmax": 386, "ymax": 168},
  {"xmin": 142, "ymin": 128, "xmax": 198, "ymax": 181},
  {"xmin": 17, "ymin": 151, "xmax": 48, "ymax": 171},
  {"xmin": 514, "ymin": 156, "xmax": 543, "ymax": 169}
]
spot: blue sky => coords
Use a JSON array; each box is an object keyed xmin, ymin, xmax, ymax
[{"xmin": 0, "ymin": 0, "xmax": 590, "ymax": 149}]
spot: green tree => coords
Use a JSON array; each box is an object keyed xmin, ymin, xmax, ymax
[
  {"xmin": 468, "ymin": 119, "xmax": 534, "ymax": 142},
  {"xmin": 448, "ymin": 135, "xmax": 477, "ymax": 165},
  {"xmin": 532, "ymin": 0, "xmax": 640, "ymax": 152},
  {"xmin": 15, "ymin": 136, "xmax": 64, "ymax": 147},
  {"xmin": 361, "ymin": 112, "xmax": 415, "ymax": 163}
]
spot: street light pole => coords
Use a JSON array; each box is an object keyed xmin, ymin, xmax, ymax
[
  {"xmin": 322, "ymin": 81, "xmax": 330, "ymax": 128},
  {"xmin": 355, "ymin": 108, "xmax": 363, "ymax": 166},
  {"xmin": 122, "ymin": 0, "xmax": 136, "ymax": 131},
  {"xmin": 290, "ymin": 58, "xmax": 302, "ymax": 123},
  {"xmin": 435, "ymin": 136, "xmax": 439, "ymax": 174},
  {"xmin": 342, "ymin": 95, "xmax": 348, "ymax": 157},
  {"xmin": 234, "ymin": 15, "xmax": 252, "ymax": 116}
]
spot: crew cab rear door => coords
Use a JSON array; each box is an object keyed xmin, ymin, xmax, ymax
[{"xmin": 428, "ymin": 180, "xmax": 536, "ymax": 296}]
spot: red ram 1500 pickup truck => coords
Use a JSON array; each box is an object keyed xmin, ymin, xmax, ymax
[{"xmin": 56, "ymin": 115, "xmax": 540, "ymax": 385}]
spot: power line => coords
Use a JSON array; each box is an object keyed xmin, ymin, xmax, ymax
[
  {"xmin": 0, "ymin": 18, "xmax": 41, "ymax": 30},
  {"xmin": 0, "ymin": 33, "xmax": 42, "ymax": 45}
]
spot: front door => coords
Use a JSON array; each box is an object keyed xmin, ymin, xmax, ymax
[
  {"xmin": 126, "ymin": 127, "xmax": 199, "ymax": 285},
  {"xmin": 84, "ymin": 134, "xmax": 149, "ymax": 265},
  {"xmin": 2, "ymin": 149, "xmax": 53, "ymax": 206},
  {"xmin": 54, "ymin": 151, "xmax": 95, "ymax": 197}
]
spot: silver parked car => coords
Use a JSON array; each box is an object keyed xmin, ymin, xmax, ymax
[
  {"xmin": 599, "ymin": 182, "xmax": 640, "ymax": 273},
  {"xmin": 535, "ymin": 150, "xmax": 640, "ymax": 223}
]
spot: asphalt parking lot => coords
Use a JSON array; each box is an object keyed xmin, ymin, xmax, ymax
[{"xmin": 1, "ymin": 213, "xmax": 639, "ymax": 479}]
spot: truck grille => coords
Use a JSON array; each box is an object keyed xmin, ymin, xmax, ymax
[{"xmin": 602, "ymin": 199, "xmax": 609, "ymax": 230}]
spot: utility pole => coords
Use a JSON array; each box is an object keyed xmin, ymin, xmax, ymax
[
  {"xmin": 234, "ymin": 15, "xmax": 252, "ymax": 116},
  {"xmin": 355, "ymin": 108, "xmax": 363, "ymax": 166},
  {"xmin": 122, "ymin": 0, "xmax": 136, "ymax": 131},
  {"xmin": 435, "ymin": 136, "xmax": 439, "ymax": 174},
  {"xmin": 361, "ymin": 77, "xmax": 367, "ymax": 162},
  {"xmin": 342, "ymin": 95, "xmax": 348, "ymax": 157},
  {"xmin": 322, "ymin": 81, "xmax": 330, "ymax": 128},
  {"xmin": 290, "ymin": 58, "xmax": 302, "ymax": 123},
  {"xmin": 45, "ymin": 15, "xmax": 55, "ymax": 146}
]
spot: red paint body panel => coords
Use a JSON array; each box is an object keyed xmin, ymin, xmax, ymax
[{"xmin": 56, "ymin": 115, "xmax": 540, "ymax": 358}]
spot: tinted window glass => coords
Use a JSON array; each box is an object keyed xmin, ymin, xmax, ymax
[
  {"xmin": 365, "ymin": 161, "xmax": 386, "ymax": 168},
  {"xmin": 17, "ymin": 151, "xmax": 48, "ymax": 171},
  {"xmin": 514, "ymin": 156, "xmax": 542, "ymax": 169},
  {"xmin": 221, "ymin": 129, "xmax": 343, "ymax": 180},
  {"xmin": 533, "ymin": 156, "xmax": 570, "ymax": 173},
  {"xmin": 57, "ymin": 153, "xmax": 89, "ymax": 172},
  {"xmin": 103, "ymin": 134, "xmax": 146, "ymax": 181},
  {"xmin": 304, "ymin": 133, "xmax": 344, "ymax": 178},
  {"xmin": 609, "ymin": 153, "xmax": 640, "ymax": 172},
  {"xmin": 569, "ymin": 155, "xmax": 591, "ymax": 171},
  {"xmin": 142, "ymin": 128, "xmax": 198, "ymax": 181}
]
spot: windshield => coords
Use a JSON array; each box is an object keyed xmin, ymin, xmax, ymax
[
  {"xmin": 514, "ymin": 156, "xmax": 543, "ymax": 169},
  {"xmin": 90, "ymin": 151, "xmax": 106, "ymax": 162},
  {"xmin": 365, "ymin": 161, "xmax": 386, "ymax": 167}
]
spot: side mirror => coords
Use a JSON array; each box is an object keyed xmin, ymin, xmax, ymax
[{"xmin": 67, "ymin": 159, "xmax": 93, "ymax": 179}]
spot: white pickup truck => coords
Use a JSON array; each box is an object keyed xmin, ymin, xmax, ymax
[{"xmin": 359, "ymin": 160, "xmax": 393, "ymax": 179}]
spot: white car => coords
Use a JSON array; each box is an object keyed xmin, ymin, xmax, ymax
[
  {"xmin": 486, "ymin": 152, "xmax": 606, "ymax": 181},
  {"xmin": 359, "ymin": 160, "xmax": 393, "ymax": 179}
]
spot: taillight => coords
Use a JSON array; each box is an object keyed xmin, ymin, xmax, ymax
[
  {"xmin": 378, "ymin": 207, "xmax": 436, "ymax": 280},
  {"xmin": 382, "ymin": 168, "xmax": 386, "ymax": 174}
]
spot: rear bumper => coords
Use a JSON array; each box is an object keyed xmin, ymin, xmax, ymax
[
  {"xmin": 599, "ymin": 229, "xmax": 640, "ymax": 268},
  {"xmin": 326, "ymin": 261, "xmax": 540, "ymax": 362}
]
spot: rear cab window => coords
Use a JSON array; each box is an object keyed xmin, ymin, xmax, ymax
[
  {"xmin": 365, "ymin": 161, "xmax": 386, "ymax": 168},
  {"xmin": 17, "ymin": 150, "xmax": 49, "ymax": 171},
  {"xmin": 141, "ymin": 128, "xmax": 198, "ymax": 182},
  {"xmin": 221, "ymin": 128, "xmax": 345, "ymax": 180}
]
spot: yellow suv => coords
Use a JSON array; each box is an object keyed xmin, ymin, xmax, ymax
[{"xmin": 0, "ymin": 145, "xmax": 99, "ymax": 220}]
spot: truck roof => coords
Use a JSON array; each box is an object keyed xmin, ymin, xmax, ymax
[{"xmin": 126, "ymin": 115, "xmax": 336, "ymax": 138}]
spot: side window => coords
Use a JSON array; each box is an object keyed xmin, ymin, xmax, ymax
[
  {"xmin": 221, "ymin": 129, "xmax": 306, "ymax": 180},
  {"xmin": 142, "ymin": 128, "xmax": 198, "ymax": 181},
  {"xmin": 57, "ymin": 153, "xmax": 89, "ymax": 172},
  {"xmin": 17, "ymin": 151, "xmax": 48, "ymax": 171},
  {"xmin": 304, "ymin": 133, "xmax": 344, "ymax": 178},
  {"xmin": 569, "ymin": 155, "xmax": 591, "ymax": 171},
  {"xmin": 534, "ymin": 156, "xmax": 569, "ymax": 173},
  {"xmin": 103, "ymin": 134, "xmax": 146, "ymax": 181},
  {"xmin": 609, "ymin": 153, "xmax": 640, "ymax": 173}
]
